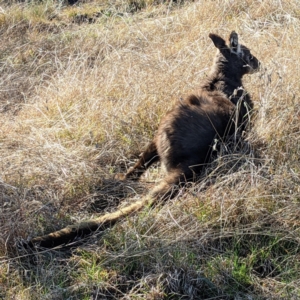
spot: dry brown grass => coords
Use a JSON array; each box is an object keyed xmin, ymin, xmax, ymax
[{"xmin": 1, "ymin": 0, "xmax": 300, "ymax": 299}]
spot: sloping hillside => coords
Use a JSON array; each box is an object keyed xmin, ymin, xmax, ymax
[{"xmin": 1, "ymin": 0, "xmax": 300, "ymax": 299}]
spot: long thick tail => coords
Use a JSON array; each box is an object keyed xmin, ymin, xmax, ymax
[
  {"xmin": 28, "ymin": 174, "xmax": 178, "ymax": 249},
  {"xmin": 29, "ymin": 195, "xmax": 156, "ymax": 248}
]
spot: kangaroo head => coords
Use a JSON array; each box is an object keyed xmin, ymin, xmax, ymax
[{"xmin": 209, "ymin": 31, "xmax": 260, "ymax": 76}]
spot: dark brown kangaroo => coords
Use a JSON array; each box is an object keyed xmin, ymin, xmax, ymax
[
  {"xmin": 29, "ymin": 31, "xmax": 260, "ymax": 248},
  {"xmin": 121, "ymin": 31, "xmax": 260, "ymax": 199}
]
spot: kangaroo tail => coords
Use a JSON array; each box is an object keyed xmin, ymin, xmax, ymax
[
  {"xmin": 28, "ymin": 174, "xmax": 179, "ymax": 249},
  {"xmin": 28, "ymin": 194, "xmax": 156, "ymax": 248}
]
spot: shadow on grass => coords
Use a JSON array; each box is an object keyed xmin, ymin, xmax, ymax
[
  {"xmin": 14, "ymin": 229, "xmax": 300, "ymax": 299},
  {"xmin": 10, "ymin": 137, "xmax": 286, "ymax": 299},
  {"xmin": 87, "ymin": 178, "xmax": 151, "ymax": 214}
]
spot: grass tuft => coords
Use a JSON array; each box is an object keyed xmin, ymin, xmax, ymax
[{"xmin": 1, "ymin": 0, "xmax": 300, "ymax": 299}]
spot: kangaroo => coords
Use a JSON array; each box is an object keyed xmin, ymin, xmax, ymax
[
  {"xmin": 119, "ymin": 31, "xmax": 260, "ymax": 198},
  {"xmin": 29, "ymin": 31, "xmax": 260, "ymax": 248}
]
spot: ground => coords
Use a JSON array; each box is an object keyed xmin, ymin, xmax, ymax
[{"xmin": 0, "ymin": 0, "xmax": 300, "ymax": 299}]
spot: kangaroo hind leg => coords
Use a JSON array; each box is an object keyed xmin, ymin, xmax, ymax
[{"xmin": 117, "ymin": 140, "xmax": 159, "ymax": 181}]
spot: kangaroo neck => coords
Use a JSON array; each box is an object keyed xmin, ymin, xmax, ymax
[{"xmin": 204, "ymin": 71, "xmax": 244, "ymax": 100}]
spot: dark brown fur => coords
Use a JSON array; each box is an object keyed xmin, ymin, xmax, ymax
[
  {"xmin": 29, "ymin": 32, "xmax": 260, "ymax": 248},
  {"xmin": 121, "ymin": 31, "xmax": 260, "ymax": 199}
]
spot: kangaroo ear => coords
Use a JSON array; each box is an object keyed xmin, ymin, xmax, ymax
[
  {"xmin": 229, "ymin": 31, "xmax": 241, "ymax": 54},
  {"xmin": 209, "ymin": 33, "xmax": 227, "ymax": 50}
]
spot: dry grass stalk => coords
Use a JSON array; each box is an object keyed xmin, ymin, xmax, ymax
[{"xmin": 0, "ymin": 0, "xmax": 300, "ymax": 299}]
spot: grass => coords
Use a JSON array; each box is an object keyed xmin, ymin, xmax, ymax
[{"xmin": 1, "ymin": 0, "xmax": 300, "ymax": 299}]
